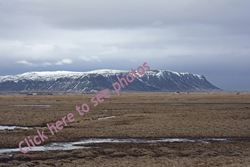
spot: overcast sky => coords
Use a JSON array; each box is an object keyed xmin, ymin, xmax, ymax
[{"xmin": 0, "ymin": 0, "xmax": 249, "ymax": 91}]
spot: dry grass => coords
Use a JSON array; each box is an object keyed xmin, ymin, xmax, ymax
[{"xmin": 0, "ymin": 93, "xmax": 250, "ymax": 166}]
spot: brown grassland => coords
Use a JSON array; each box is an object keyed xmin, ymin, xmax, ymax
[{"xmin": 0, "ymin": 93, "xmax": 250, "ymax": 166}]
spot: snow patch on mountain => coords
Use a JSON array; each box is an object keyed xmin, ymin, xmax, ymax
[
  {"xmin": 0, "ymin": 69, "xmax": 219, "ymax": 92},
  {"xmin": 0, "ymin": 69, "xmax": 128, "ymax": 83}
]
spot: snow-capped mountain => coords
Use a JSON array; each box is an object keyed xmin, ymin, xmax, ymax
[{"xmin": 0, "ymin": 69, "xmax": 220, "ymax": 92}]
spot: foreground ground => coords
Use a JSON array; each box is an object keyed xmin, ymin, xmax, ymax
[{"xmin": 0, "ymin": 92, "xmax": 250, "ymax": 166}]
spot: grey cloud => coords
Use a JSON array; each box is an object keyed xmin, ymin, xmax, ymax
[
  {"xmin": 81, "ymin": 56, "xmax": 101, "ymax": 62},
  {"xmin": 15, "ymin": 59, "xmax": 73, "ymax": 67},
  {"xmin": 16, "ymin": 60, "xmax": 35, "ymax": 66},
  {"xmin": 0, "ymin": 0, "xmax": 250, "ymax": 90},
  {"xmin": 1, "ymin": 0, "xmax": 250, "ymax": 30},
  {"xmin": 55, "ymin": 59, "xmax": 73, "ymax": 65}
]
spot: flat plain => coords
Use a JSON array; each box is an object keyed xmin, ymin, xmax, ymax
[{"xmin": 0, "ymin": 93, "xmax": 250, "ymax": 167}]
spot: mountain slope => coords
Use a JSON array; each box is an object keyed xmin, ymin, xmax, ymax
[{"xmin": 0, "ymin": 69, "xmax": 220, "ymax": 92}]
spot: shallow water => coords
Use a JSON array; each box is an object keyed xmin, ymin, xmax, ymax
[
  {"xmin": 0, "ymin": 125, "xmax": 29, "ymax": 130},
  {"xmin": 0, "ymin": 125, "xmax": 45, "ymax": 130},
  {"xmin": 0, "ymin": 141, "xmax": 92, "ymax": 157},
  {"xmin": 0, "ymin": 137, "xmax": 239, "ymax": 157},
  {"xmin": 99, "ymin": 109, "xmax": 108, "ymax": 111},
  {"xmin": 98, "ymin": 116, "xmax": 116, "ymax": 120}
]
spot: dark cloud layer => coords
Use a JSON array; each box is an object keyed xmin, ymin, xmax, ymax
[{"xmin": 0, "ymin": 0, "xmax": 249, "ymax": 91}]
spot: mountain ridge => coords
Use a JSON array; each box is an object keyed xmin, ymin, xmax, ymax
[{"xmin": 0, "ymin": 69, "xmax": 220, "ymax": 92}]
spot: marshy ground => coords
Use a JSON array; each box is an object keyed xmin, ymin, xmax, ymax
[{"xmin": 0, "ymin": 93, "xmax": 250, "ymax": 166}]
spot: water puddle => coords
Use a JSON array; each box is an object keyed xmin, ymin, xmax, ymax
[
  {"xmin": 0, "ymin": 138, "xmax": 242, "ymax": 157},
  {"xmin": 0, "ymin": 125, "xmax": 29, "ymax": 130},
  {"xmin": 9, "ymin": 105, "xmax": 53, "ymax": 108},
  {"xmin": 0, "ymin": 125, "xmax": 45, "ymax": 130},
  {"xmin": 0, "ymin": 141, "xmax": 92, "ymax": 157},
  {"xmin": 98, "ymin": 116, "xmax": 116, "ymax": 120}
]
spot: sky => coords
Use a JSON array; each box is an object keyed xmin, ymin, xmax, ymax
[{"xmin": 0, "ymin": 0, "xmax": 249, "ymax": 91}]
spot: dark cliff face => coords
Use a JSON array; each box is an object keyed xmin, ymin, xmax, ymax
[{"xmin": 0, "ymin": 70, "xmax": 220, "ymax": 92}]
